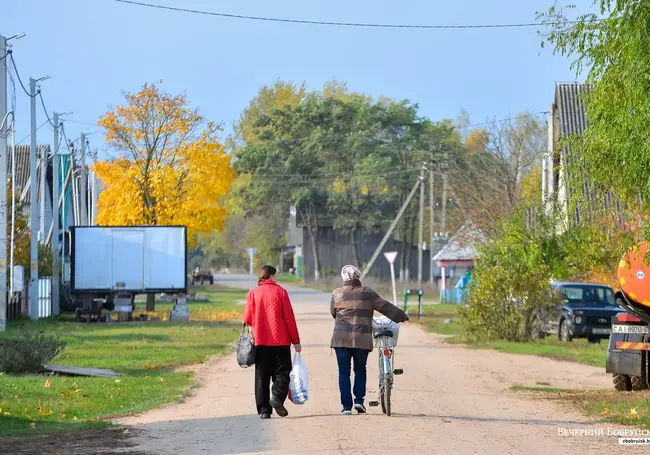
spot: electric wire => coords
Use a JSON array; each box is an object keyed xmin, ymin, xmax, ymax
[
  {"xmin": 8, "ymin": 53, "xmax": 37, "ymax": 98},
  {"xmin": 111, "ymin": 0, "xmax": 592, "ymax": 30}
]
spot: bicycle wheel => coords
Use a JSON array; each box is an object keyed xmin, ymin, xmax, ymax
[{"xmin": 383, "ymin": 376, "xmax": 392, "ymax": 416}]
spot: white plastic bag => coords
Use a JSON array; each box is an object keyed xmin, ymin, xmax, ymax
[
  {"xmin": 372, "ymin": 315, "xmax": 400, "ymax": 348},
  {"xmin": 289, "ymin": 353, "xmax": 308, "ymax": 405}
]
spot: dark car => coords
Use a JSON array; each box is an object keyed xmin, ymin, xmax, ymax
[{"xmin": 545, "ymin": 282, "xmax": 622, "ymax": 343}]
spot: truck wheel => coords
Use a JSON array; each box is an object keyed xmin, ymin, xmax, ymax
[
  {"xmin": 613, "ymin": 374, "xmax": 632, "ymax": 392},
  {"xmin": 631, "ymin": 374, "xmax": 648, "ymax": 391},
  {"xmin": 559, "ymin": 320, "xmax": 572, "ymax": 342}
]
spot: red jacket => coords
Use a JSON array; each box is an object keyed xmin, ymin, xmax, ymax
[{"xmin": 243, "ymin": 280, "xmax": 300, "ymax": 347}]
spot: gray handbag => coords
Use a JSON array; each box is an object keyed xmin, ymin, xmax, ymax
[{"xmin": 236, "ymin": 323, "xmax": 256, "ymax": 368}]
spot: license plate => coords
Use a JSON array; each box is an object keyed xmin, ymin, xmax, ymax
[
  {"xmin": 592, "ymin": 328, "xmax": 611, "ymax": 335},
  {"xmin": 612, "ymin": 325, "xmax": 650, "ymax": 334}
]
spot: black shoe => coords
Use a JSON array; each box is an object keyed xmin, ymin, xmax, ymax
[
  {"xmin": 354, "ymin": 403, "xmax": 367, "ymax": 414},
  {"xmin": 260, "ymin": 412, "xmax": 271, "ymax": 419},
  {"xmin": 269, "ymin": 396, "xmax": 289, "ymax": 417}
]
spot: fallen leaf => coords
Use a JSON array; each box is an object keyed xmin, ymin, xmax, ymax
[
  {"xmin": 60, "ymin": 391, "xmax": 72, "ymax": 397},
  {"xmin": 441, "ymin": 418, "xmax": 452, "ymax": 423},
  {"xmin": 73, "ymin": 389, "xmax": 83, "ymax": 393},
  {"xmin": 146, "ymin": 376, "xmax": 151, "ymax": 379},
  {"xmin": 62, "ymin": 378, "xmax": 68, "ymax": 383},
  {"xmin": 123, "ymin": 429, "xmax": 130, "ymax": 435},
  {"xmin": 59, "ymin": 413, "xmax": 67, "ymax": 419},
  {"xmin": 158, "ymin": 378, "xmax": 164, "ymax": 383},
  {"xmin": 602, "ymin": 408, "xmax": 610, "ymax": 415},
  {"xmin": 73, "ymin": 416, "xmax": 78, "ymax": 421},
  {"xmin": 115, "ymin": 379, "xmax": 121, "ymax": 384},
  {"xmin": 44, "ymin": 380, "xmax": 53, "ymax": 389},
  {"xmin": 23, "ymin": 408, "xmax": 29, "ymax": 414},
  {"xmin": 521, "ymin": 422, "xmax": 528, "ymax": 425},
  {"xmin": 15, "ymin": 394, "xmax": 20, "ymax": 398},
  {"xmin": 4, "ymin": 412, "xmax": 11, "ymax": 416},
  {"xmin": 72, "ymin": 383, "xmax": 78, "ymax": 387},
  {"xmin": 30, "ymin": 423, "xmax": 36, "ymax": 429},
  {"xmin": 631, "ymin": 408, "xmax": 639, "ymax": 419}
]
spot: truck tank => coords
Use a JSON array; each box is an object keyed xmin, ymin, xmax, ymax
[{"xmin": 617, "ymin": 241, "xmax": 650, "ymax": 323}]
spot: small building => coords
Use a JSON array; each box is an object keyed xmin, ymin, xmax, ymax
[{"xmin": 432, "ymin": 222, "xmax": 485, "ymax": 299}]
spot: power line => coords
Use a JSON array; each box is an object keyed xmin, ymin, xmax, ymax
[
  {"xmin": 16, "ymin": 120, "xmax": 50, "ymax": 145},
  {"xmin": 38, "ymin": 91, "xmax": 56, "ymax": 128},
  {"xmin": 8, "ymin": 53, "xmax": 37, "ymax": 98},
  {"xmin": 111, "ymin": 0, "xmax": 586, "ymax": 30}
]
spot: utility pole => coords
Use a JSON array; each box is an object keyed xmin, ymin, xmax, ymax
[
  {"xmin": 361, "ymin": 173, "xmax": 423, "ymax": 281},
  {"xmin": 29, "ymin": 78, "xmax": 39, "ymax": 319},
  {"xmin": 417, "ymin": 164, "xmax": 425, "ymax": 290},
  {"xmin": 39, "ymin": 128, "xmax": 46, "ymax": 242},
  {"xmin": 79, "ymin": 133, "xmax": 87, "ymax": 225},
  {"xmin": 52, "ymin": 113, "xmax": 60, "ymax": 316},
  {"xmin": 429, "ymin": 148, "xmax": 435, "ymax": 287},
  {"xmin": 0, "ymin": 34, "xmax": 7, "ymax": 331},
  {"xmin": 441, "ymin": 151, "xmax": 448, "ymax": 236}
]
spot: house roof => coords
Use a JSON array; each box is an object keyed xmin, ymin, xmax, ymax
[
  {"xmin": 555, "ymin": 82, "xmax": 590, "ymax": 138},
  {"xmin": 432, "ymin": 222, "xmax": 486, "ymax": 262}
]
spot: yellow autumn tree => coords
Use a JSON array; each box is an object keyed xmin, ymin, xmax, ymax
[{"xmin": 95, "ymin": 82, "xmax": 234, "ymax": 242}]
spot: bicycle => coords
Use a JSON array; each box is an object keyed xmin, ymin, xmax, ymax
[{"xmin": 368, "ymin": 328, "xmax": 403, "ymax": 416}]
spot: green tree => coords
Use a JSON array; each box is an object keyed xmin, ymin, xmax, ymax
[{"xmin": 538, "ymin": 0, "xmax": 650, "ymax": 242}]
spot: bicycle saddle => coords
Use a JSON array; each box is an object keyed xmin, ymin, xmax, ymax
[{"xmin": 373, "ymin": 330, "xmax": 394, "ymax": 339}]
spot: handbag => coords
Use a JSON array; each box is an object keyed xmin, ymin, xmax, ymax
[{"xmin": 236, "ymin": 323, "xmax": 256, "ymax": 368}]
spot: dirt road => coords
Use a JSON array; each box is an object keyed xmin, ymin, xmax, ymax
[{"xmin": 116, "ymin": 275, "xmax": 641, "ymax": 454}]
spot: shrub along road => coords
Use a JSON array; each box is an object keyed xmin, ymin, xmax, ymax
[{"xmin": 115, "ymin": 275, "xmax": 640, "ymax": 455}]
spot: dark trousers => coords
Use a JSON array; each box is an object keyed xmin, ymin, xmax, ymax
[
  {"xmin": 254, "ymin": 345, "xmax": 292, "ymax": 415},
  {"xmin": 334, "ymin": 347, "xmax": 369, "ymax": 411}
]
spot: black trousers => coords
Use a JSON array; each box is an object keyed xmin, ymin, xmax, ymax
[{"xmin": 254, "ymin": 345, "xmax": 292, "ymax": 415}]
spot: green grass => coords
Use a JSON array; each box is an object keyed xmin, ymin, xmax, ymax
[
  {"xmin": 0, "ymin": 287, "xmax": 245, "ymax": 436},
  {"xmin": 143, "ymin": 285, "xmax": 247, "ymax": 313},
  {"xmin": 276, "ymin": 274, "xmax": 301, "ymax": 283},
  {"xmin": 510, "ymin": 385, "xmax": 577, "ymax": 393},
  {"xmin": 408, "ymin": 304, "xmax": 462, "ymax": 336},
  {"xmin": 413, "ymin": 303, "xmax": 608, "ymax": 367},
  {"xmin": 511, "ymin": 386, "xmax": 650, "ymax": 428}
]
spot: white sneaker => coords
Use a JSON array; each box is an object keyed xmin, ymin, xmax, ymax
[{"xmin": 341, "ymin": 409, "xmax": 352, "ymax": 415}]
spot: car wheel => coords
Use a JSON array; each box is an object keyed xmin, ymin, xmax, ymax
[
  {"xmin": 613, "ymin": 373, "xmax": 632, "ymax": 392},
  {"xmin": 631, "ymin": 373, "xmax": 648, "ymax": 391},
  {"xmin": 559, "ymin": 320, "xmax": 573, "ymax": 342},
  {"xmin": 587, "ymin": 336, "xmax": 601, "ymax": 344}
]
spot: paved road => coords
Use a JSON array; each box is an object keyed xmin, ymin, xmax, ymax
[{"xmin": 117, "ymin": 275, "xmax": 642, "ymax": 454}]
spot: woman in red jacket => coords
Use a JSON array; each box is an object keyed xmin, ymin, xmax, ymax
[{"xmin": 244, "ymin": 265, "xmax": 302, "ymax": 419}]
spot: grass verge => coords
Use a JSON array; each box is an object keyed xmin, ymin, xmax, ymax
[
  {"xmin": 0, "ymin": 287, "xmax": 244, "ymax": 437},
  {"xmin": 413, "ymin": 303, "xmax": 607, "ymax": 367},
  {"xmin": 511, "ymin": 387, "xmax": 650, "ymax": 428}
]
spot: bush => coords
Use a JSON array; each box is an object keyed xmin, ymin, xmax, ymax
[
  {"xmin": 460, "ymin": 201, "xmax": 609, "ymax": 342},
  {"xmin": 0, "ymin": 331, "xmax": 66, "ymax": 373}
]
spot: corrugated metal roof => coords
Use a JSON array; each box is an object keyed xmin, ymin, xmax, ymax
[
  {"xmin": 556, "ymin": 83, "xmax": 590, "ymax": 138},
  {"xmin": 432, "ymin": 222, "xmax": 486, "ymax": 262}
]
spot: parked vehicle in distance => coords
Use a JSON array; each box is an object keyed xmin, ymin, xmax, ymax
[
  {"xmin": 192, "ymin": 268, "xmax": 214, "ymax": 285},
  {"xmin": 544, "ymin": 282, "xmax": 622, "ymax": 343}
]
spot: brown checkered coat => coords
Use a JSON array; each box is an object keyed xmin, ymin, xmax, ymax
[{"xmin": 330, "ymin": 280, "xmax": 407, "ymax": 351}]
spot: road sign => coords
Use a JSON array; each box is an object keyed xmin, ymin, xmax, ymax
[
  {"xmin": 246, "ymin": 247, "xmax": 257, "ymax": 258},
  {"xmin": 383, "ymin": 251, "xmax": 398, "ymax": 265},
  {"xmin": 383, "ymin": 251, "xmax": 398, "ymax": 306}
]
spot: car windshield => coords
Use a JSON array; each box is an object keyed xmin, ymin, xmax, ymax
[{"xmin": 560, "ymin": 285, "xmax": 616, "ymax": 306}]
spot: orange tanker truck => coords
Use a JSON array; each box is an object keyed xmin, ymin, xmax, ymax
[{"xmin": 607, "ymin": 241, "xmax": 650, "ymax": 391}]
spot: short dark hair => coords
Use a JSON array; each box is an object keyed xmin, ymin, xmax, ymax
[{"xmin": 260, "ymin": 265, "xmax": 277, "ymax": 280}]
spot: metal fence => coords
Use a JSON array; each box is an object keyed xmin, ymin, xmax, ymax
[{"xmin": 440, "ymin": 289, "xmax": 467, "ymax": 304}]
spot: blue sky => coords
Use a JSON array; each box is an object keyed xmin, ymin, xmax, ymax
[{"xmin": 2, "ymin": 0, "xmax": 588, "ymax": 159}]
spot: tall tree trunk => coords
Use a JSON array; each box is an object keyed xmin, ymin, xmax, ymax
[
  {"xmin": 351, "ymin": 227, "xmax": 362, "ymax": 267},
  {"xmin": 299, "ymin": 207, "xmax": 322, "ymax": 283},
  {"xmin": 146, "ymin": 293, "xmax": 156, "ymax": 312}
]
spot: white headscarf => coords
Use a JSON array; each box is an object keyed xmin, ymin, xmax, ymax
[{"xmin": 341, "ymin": 265, "xmax": 361, "ymax": 282}]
